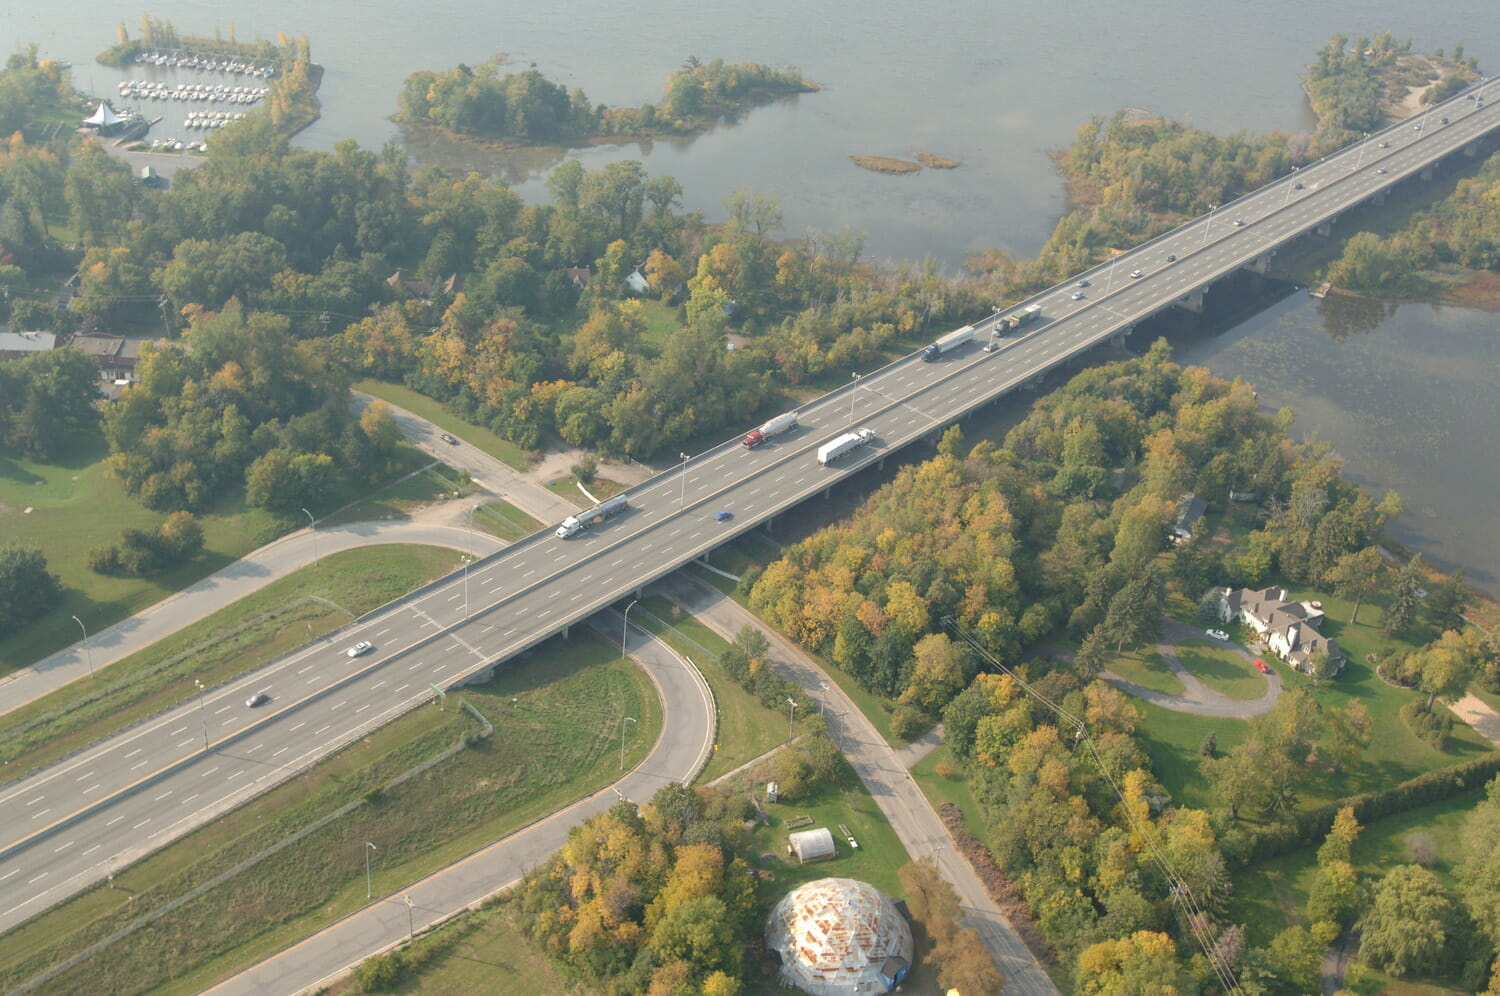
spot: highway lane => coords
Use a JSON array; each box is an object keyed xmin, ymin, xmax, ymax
[{"xmin": 4, "ymin": 76, "xmax": 1500, "ymax": 935}]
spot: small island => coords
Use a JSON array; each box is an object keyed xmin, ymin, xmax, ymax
[
  {"xmin": 850, "ymin": 155, "xmax": 921, "ymax": 175},
  {"xmin": 396, "ymin": 56, "xmax": 819, "ymax": 147}
]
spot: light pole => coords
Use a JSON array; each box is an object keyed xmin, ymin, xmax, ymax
[
  {"xmin": 301, "ymin": 507, "xmax": 318, "ymax": 566},
  {"xmin": 1201, "ymin": 205, "xmax": 1218, "ymax": 248},
  {"xmin": 622, "ymin": 598, "xmax": 639, "ymax": 661},
  {"xmin": 849, "ymin": 372, "xmax": 861, "ymax": 427},
  {"xmin": 787, "ymin": 698, "xmax": 797, "ymax": 741},
  {"xmin": 193, "ymin": 678, "xmax": 210, "ymax": 748},
  {"xmin": 1352, "ymin": 132, "xmax": 1371, "ymax": 171},
  {"xmin": 71, "ymin": 615, "xmax": 95, "ymax": 679},
  {"xmin": 1283, "ymin": 167, "xmax": 1300, "ymax": 205},
  {"xmin": 404, "ymin": 894, "xmax": 415, "ymax": 943},
  {"xmin": 619, "ymin": 715, "xmax": 636, "ymax": 770},
  {"xmin": 464, "ymin": 504, "xmax": 479, "ymax": 619},
  {"xmin": 365, "ymin": 841, "xmax": 377, "ymax": 899},
  {"xmin": 678, "ymin": 453, "xmax": 690, "ymax": 509}
]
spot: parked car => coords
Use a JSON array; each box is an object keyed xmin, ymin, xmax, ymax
[
  {"xmin": 347, "ymin": 640, "xmax": 374, "ymax": 658},
  {"xmin": 1205, "ymin": 629, "xmax": 1229, "ymax": 641},
  {"xmin": 246, "ymin": 691, "xmax": 269, "ymax": 708},
  {"xmin": 1254, "ymin": 659, "xmax": 1272, "ymax": 674}
]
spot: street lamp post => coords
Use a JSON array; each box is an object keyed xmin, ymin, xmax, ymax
[
  {"xmin": 404, "ymin": 894, "xmax": 415, "ymax": 943},
  {"xmin": 464, "ymin": 505, "xmax": 479, "ymax": 620},
  {"xmin": 365, "ymin": 841, "xmax": 377, "ymax": 899},
  {"xmin": 849, "ymin": 373, "xmax": 861, "ymax": 427},
  {"xmin": 619, "ymin": 715, "xmax": 636, "ymax": 770},
  {"xmin": 1283, "ymin": 167, "xmax": 1300, "ymax": 205},
  {"xmin": 301, "ymin": 507, "xmax": 318, "ymax": 566},
  {"xmin": 622, "ymin": 598, "xmax": 639, "ymax": 661},
  {"xmin": 71, "ymin": 615, "xmax": 95, "ymax": 679},
  {"xmin": 787, "ymin": 698, "xmax": 797, "ymax": 741},
  {"xmin": 1353, "ymin": 132, "xmax": 1371, "ymax": 171},
  {"xmin": 193, "ymin": 678, "xmax": 209, "ymax": 749},
  {"xmin": 678, "ymin": 453, "xmax": 690, "ymax": 509}
]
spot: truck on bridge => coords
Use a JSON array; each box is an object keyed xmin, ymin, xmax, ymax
[
  {"xmin": 742, "ymin": 410, "xmax": 799, "ymax": 449},
  {"xmin": 817, "ymin": 428, "xmax": 877, "ymax": 466},
  {"xmin": 921, "ymin": 325, "xmax": 975, "ymax": 361},
  {"xmin": 555, "ymin": 494, "xmax": 630, "ymax": 538},
  {"xmin": 1002, "ymin": 304, "xmax": 1041, "ymax": 331}
]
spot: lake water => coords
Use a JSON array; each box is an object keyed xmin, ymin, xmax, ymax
[{"xmin": 8, "ymin": 1, "xmax": 1500, "ymax": 587}]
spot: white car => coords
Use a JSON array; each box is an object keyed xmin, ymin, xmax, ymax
[
  {"xmin": 1130, "ymin": 269, "xmax": 1143, "ymax": 279},
  {"xmin": 1205, "ymin": 629, "xmax": 1230, "ymax": 642},
  {"xmin": 347, "ymin": 640, "xmax": 374, "ymax": 658}
]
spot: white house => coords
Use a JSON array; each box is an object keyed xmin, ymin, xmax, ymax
[{"xmin": 1217, "ymin": 585, "xmax": 1345, "ymax": 675}]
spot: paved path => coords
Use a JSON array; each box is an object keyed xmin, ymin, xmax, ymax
[
  {"xmin": 1100, "ymin": 619, "xmax": 1281, "ymax": 719},
  {"xmin": 199, "ymin": 607, "xmax": 714, "ymax": 996},
  {"xmin": 657, "ymin": 572, "xmax": 1060, "ymax": 996},
  {"xmin": 1450, "ymin": 693, "xmax": 1500, "ymax": 747}
]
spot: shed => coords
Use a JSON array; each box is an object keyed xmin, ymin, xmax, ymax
[{"xmin": 788, "ymin": 827, "xmax": 836, "ymax": 864}]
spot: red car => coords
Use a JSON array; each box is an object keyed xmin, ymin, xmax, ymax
[{"xmin": 1254, "ymin": 659, "xmax": 1272, "ymax": 674}]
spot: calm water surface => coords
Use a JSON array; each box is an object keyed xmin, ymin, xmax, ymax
[{"xmin": 7, "ymin": 1, "xmax": 1499, "ymax": 586}]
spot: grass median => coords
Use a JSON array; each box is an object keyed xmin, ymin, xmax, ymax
[
  {"xmin": 0, "ymin": 629, "xmax": 661, "ymax": 996},
  {"xmin": 0, "ymin": 545, "xmax": 464, "ymax": 782}
]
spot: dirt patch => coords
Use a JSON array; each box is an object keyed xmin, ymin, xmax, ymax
[
  {"xmin": 1442, "ymin": 269, "xmax": 1500, "ymax": 310},
  {"xmin": 937, "ymin": 802, "xmax": 1055, "ymax": 966},
  {"xmin": 914, "ymin": 152, "xmax": 961, "ymax": 169},
  {"xmin": 850, "ymin": 155, "xmax": 921, "ymax": 175}
]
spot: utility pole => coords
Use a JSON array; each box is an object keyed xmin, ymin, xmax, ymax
[
  {"xmin": 365, "ymin": 842, "xmax": 377, "ymax": 899},
  {"xmin": 301, "ymin": 507, "xmax": 318, "ymax": 566},
  {"xmin": 71, "ymin": 615, "xmax": 95, "ymax": 679},
  {"xmin": 619, "ymin": 716, "xmax": 636, "ymax": 770}
]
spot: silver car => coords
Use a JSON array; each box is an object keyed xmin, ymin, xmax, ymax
[{"xmin": 347, "ymin": 640, "xmax": 374, "ymax": 658}]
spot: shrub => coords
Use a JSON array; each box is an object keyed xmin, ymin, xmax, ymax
[
  {"xmin": 1399, "ymin": 700, "xmax": 1452, "ymax": 750},
  {"xmin": 353, "ymin": 950, "xmax": 403, "ymax": 992},
  {"xmin": 889, "ymin": 704, "xmax": 929, "ymax": 743}
]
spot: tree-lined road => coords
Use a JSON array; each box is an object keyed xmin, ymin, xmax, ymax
[{"xmin": 4, "ymin": 76, "xmax": 1499, "ymax": 937}]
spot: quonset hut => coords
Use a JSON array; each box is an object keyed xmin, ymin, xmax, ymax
[{"xmin": 764, "ymin": 877, "xmax": 913, "ymax": 995}]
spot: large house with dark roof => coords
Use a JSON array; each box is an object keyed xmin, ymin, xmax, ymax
[{"xmin": 1217, "ymin": 585, "xmax": 1346, "ymax": 675}]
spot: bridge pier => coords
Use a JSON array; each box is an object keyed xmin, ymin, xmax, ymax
[
  {"xmin": 1315, "ymin": 220, "xmax": 1335, "ymax": 238},
  {"xmin": 1467, "ymin": 141, "xmax": 1483, "ymax": 158},
  {"xmin": 1420, "ymin": 165, "xmax": 1434, "ymax": 182},
  {"xmin": 1174, "ymin": 288, "xmax": 1206, "ymax": 313},
  {"xmin": 1245, "ymin": 251, "xmax": 1275, "ymax": 275}
]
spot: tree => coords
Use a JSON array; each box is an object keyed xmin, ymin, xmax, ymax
[
  {"xmin": 358, "ymin": 401, "xmax": 402, "ymax": 454},
  {"xmin": 1384, "ymin": 555, "xmax": 1425, "ymax": 635},
  {"xmin": 1101, "ymin": 566, "xmax": 1165, "ymax": 653},
  {"xmin": 0, "ymin": 544, "xmax": 61, "ymax": 635},
  {"xmin": 900, "ymin": 632, "xmax": 967, "ymax": 712},
  {"xmin": 1425, "ymin": 569, "xmax": 1471, "ymax": 632},
  {"xmin": 649, "ymin": 894, "xmax": 736, "ymax": 978},
  {"xmin": 1075, "ymin": 930, "xmax": 1187, "ymax": 995},
  {"xmin": 1323, "ymin": 547, "xmax": 1384, "ymax": 625},
  {"xmin": 939, "ymin": 927, "xmax": 1006, "ymax": 995},
  {"xmin": 1459, "ymin": 777, "xmax": 1500, "ymax": 948},
  {"xmin": 1358, "ymin": 864, "xmax": 1457, "ymax": 977},
  {"xmin": 1405, "ymin": 628, "xmax": 1478, "ymax": 712}
]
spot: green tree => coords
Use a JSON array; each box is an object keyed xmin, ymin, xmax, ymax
[
  {"xmin": 649, "ymin": 894, "xmax": 736, "ymax": 978},
  {"xmin": 0, "ymin": 544, "xmax": 61, "ymax": 635},
  {"xmin": 1424, "ymin": 569, "xmax": 1471, "ymax": 632},
  {"xmin": 1384, "ymin": 555, "xmax": 1425, "ymax": 635},
  {"xmin": 1323, "ymin": 546, "xmax": 1385, "ymax": 625},
  {"xmin": 1358, "ymin": 864, "xmax": 1458, "ymax": 977}
]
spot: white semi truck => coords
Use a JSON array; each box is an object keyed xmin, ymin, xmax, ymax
[
  {"xmin": 742, "ymin": 410, "xmax": 800, "ymax": 449},
  {"xmin": 817, "ymin": 428, "xmax": 877, "ymax": 466},
  {"xmin": 555, "ymin": 494, "xmax": 630, "ymax": 538},
  {"xmin": 921, "ymin": 324, "xmax": 975, "ymax": 361}
]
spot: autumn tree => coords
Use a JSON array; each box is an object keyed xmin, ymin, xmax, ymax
[{"xmin": 1323, "ymin": 546, "xmax": 1385, "ymax": 625}]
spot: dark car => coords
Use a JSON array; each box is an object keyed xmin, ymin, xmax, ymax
[
  {"xmin": 246, "ymin": 691, "xmax": 270, "ymax": 708},
  {"xmin": 440, "ymin": 433, "xmax": 458, "ymax": 445},
  {"xmin": 1294, "ymin": 182, "xmax": 1304, "ymax": 189},
  {"xmin": 1233, "ymin": 218, "xmax": 1246, "ymax": 227},
  {"xmin": 1077, "ymin": 278, "xmax": 1090, "ymax": 288},
  {"xmin": 715, "ymin": 510, "xmax": 733, "ymax": 522},
  {"xmin": 1378, "ymin": 141, "xmax": 1389, "ymax": 148},
  {"xmin": 1165, "ymin": 254, "xmax": 1176, "ymax": 262}
]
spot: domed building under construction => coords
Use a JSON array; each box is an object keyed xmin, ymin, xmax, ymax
[{"xmin": 764, "ymin": 877, "xmax": 913, "ymax": 995}]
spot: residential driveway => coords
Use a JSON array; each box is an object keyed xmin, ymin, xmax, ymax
[
  {"xmin": 1100, "ymin": 618, "xmax": 1281, "ymax": 719},
  {"xmin": 657, "ymin": 572, "xmax": 1060, "ymax": 996},
  {"xmin": 1449, "ymin": 694, "xmax": 1500, "ymax": 748}
]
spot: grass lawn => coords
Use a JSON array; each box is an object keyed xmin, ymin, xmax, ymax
[
  {"xmin": 0, "ymin": 545, "xmax": 464, "ymax": 780},
  {"xmin": 316, "ymin": 462, "xmax": 473, "ymax": 528},
  {"xmin": 910, "ymin": 742, "xmax": 987, "ymax": 838},
  {"xmin": 1174, "ymin": 641, "xmax": 1269, "ymax": 700},
  {"xmin": 633, "ymin": 298, "xmax": 682, "ymax": 351},
  {"xmin": 0, "ymin": 630, "xmax": 661, "ymax": 996},
  {"xmin": 633, "ymin": 595, "xmax": 787, "ymax": 782},
  {"xmin": 353, "ymin": 379, "xmax": 531, "ymax": 471},
  {"xmin": 325, "ymin": 898, "xmax": 601, "ymax": 996},
  {"xmin": 546, "ymin": 474, "xmax": 626, "ymax": 506},
  {"xmin": 1106, "ymin": 648, "xmax": 1186, "ymax": 697},
  {"xmin": 0, "ymin": 431, "xmax": 431, "ymax": 673},
  {"xmin": 473, "ymin": 499, "xmax": 543, "ymax": 542}
]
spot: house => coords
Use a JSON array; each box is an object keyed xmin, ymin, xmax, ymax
[
  {"xmin": 1170, "ymin": 493, "xmax": 1208, "ymax": 544},
  {"xmin": 386, "ymin": 269, "xmax": 434, "ymax": 301},
  {"xmin": 624, "ymin": 267, "xmax": 651, "ymax": 296},
  {"xmin": 566, "ymin": 266, "xmax": 590, "ymax": 289},
  {"xmin": 787, "ymin": 827, "xmax": 837, "ymax": 864},
  {"xmin": 0, "ymin": 331, "xmax": 57, "ymax": 361},
  {"xmin": 1217, "ymin": 585, "xmax": 1346, "ymax": 675},
  {"xmin": 69, "ymin": 334, "xmax": 152, "ymax": 382}
]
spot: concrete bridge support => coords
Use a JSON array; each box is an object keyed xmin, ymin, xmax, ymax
[
  {"xmin": 1245, "ymin": 252, "xmax": 1275, "ymax": 275},
  {"xmin": 1174, "ymin": 288, "xmax": 1206, "ymax": 313},
  {"xmin": 1421, "ymin": 165, "xmax": 1434, "ymax": 181}
]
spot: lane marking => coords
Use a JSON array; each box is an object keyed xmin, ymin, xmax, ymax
[
  {"xmin": 82, "ymin": 844, "xmax": 101, "ymax": 857},
  {"xmin": 53, "ymin": 840, "xmax": 73, "ymax": 854}
]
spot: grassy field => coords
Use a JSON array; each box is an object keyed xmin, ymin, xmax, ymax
[
  {"xmin": 910, "ymin": 741, "xmax": 987, "ymax": 837},
  {"xmin": 632, "ymin": 595, "xmax": 787, "ymax": 782},
  {"xmin": 353, "ymin": 379, "xmax": 532, "ymax": 470},
  {"xmin": 0, "ymin": 545, "xmax": 464, "ymax": 781},
  {"xmin": 1173, "ymin": 641, "xmax": 1269, "ymax": 700},
  {"xmin": 316, "ymin": 463, "xmax": 474, "ymax": 528},
  {"xmin": 545, "ymin": 474, "xmax": 626, "ymax": 506},
  {"xmin": 473, "ymin": 499, "xmax": 543, "ymax": 541},
  {"xmin": 1105, "ymin": 648, "xmax": 1187, "ymax": 696},
  {"xmin": 0, "ymin": 430, "xmax": 431, "ymax": 672},
  {"xmin": 0, "ymin": 630, "xmax": 661, "ymax": 996}
]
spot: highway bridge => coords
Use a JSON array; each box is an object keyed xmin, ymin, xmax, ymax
[{"xmin": 3, "ymin": 77, "xmax": 1500, "ymax": 935}]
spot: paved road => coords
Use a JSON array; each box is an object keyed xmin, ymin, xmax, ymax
[
  {"xmin": 1100, "ymin": 619, "xmax": 1282, "ymax": 718},
  {"xmin": 0, "ymin": 519, "xmax": 498, "ymax": 719},
  {"xmin": 197, "ymin": 606, "xmax": 713, "ymax": 996},
  {"xmin": 657, "ymin": 573, "xmax": 1060, "ymax": 996}
]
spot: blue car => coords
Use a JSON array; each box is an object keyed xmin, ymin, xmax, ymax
[{"xmin": 715, "ymin": 510, "xmax": 733, "ymax": 522}]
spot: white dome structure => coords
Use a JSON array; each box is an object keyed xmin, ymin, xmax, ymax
[{"xmin": 765, "ymin": 877, "xmax": 913, "ymax": 995}]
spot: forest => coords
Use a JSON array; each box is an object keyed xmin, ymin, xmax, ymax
[{"xmin": 396, "ymin": 57, "xmax": 817, "ymax": 143}]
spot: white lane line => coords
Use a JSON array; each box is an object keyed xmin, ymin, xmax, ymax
[
  {"xmin": 177, "ymin": 738, "xmax": 196, "ymax": 748},
  {"xmin": 214, "ymin": 704, "xmax": 231, "ymax": 715},
  {"xmin": 81, "ymin": 784, "xmax": 100, "ymax": 795},
  {"xmin": 154, "ymin": 789, "xmax": 173, "ymax": 802},
  {"xmin": 289, "ymin": 722, "xmax": 305, "ymax": 733},
  {"xmin": 27, "ymin": 872, "xmax": 47, "ymax": 885},
  {"xmin": 372, "ymin": 681, "xmax": 386, "ymax": 690},
  {"xmin": 298, "ymin": 664, "xmax": 314, "ymax": 675},
  {"xmin": 271, "ymin": 747, "xmax": 288, "ymax": 758},
  {"xmin": 132, "ymin": 819, "xmax": 151, "ymax": 830},
  {"xmin": 330, "ymin": 700, "xmax": 347, "ymax": 711},
  {"xmin": 374, "ymin": 628, "xmax": 390, "ymax": 637},
  {"xmin": 522, "ymin": 570, "xmax": 535, "ymax": 579},
  {"xmin": 183, "ymin": 793, "xmax": 199, "ymax": 804},
  {"xmin": 25, "ymin": 796, "xmax": 43, "ymax": 807},
  {"xmin": 355, "ymin": 704, "xmax": 370, "ymax": 714},
  {"xmin": 246, "ymin": 743, "xmax": 264, "ymax": 754},
  {"xmin": 314, "ymin": 725, "xmax": 331, "ymax": 736},
  {"xmin": 0, "ymin": 869, "xmax": 16, "ymax": 882},
  {"xmin": 106, "ymin": 815, "xmax": 125, "ymax": 827},
  {"xmin": 82, "ymin": 844, "xmax": 101, "ymax": 857},
  {"xmin": 73, "ymin": 770, "xmax": 94, "ymax": 783},
  {"xmin": 170, "ymin": 726, "xmax": 187, "ymax": 736},
  {"xmin": 124, "ymin": 748, "xmax": 142, "ymax": 759},
  {"xmin": 394, "ymin": 683, "xmax": 410, "ymax": 693},
  {"xmin": 227, "ymin": 770, "xmax": 243, "ymax": 780},
  {"xmin": 29, "ymin": 808, "xmax": 49, "ymax": 820},
  {"xmin": 54, "ymin": 840, "xmax": 74, "ymax": 854},
  {"xmin": 131, "ymin": 760, "xmax": 149, "ymax": 771}
]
